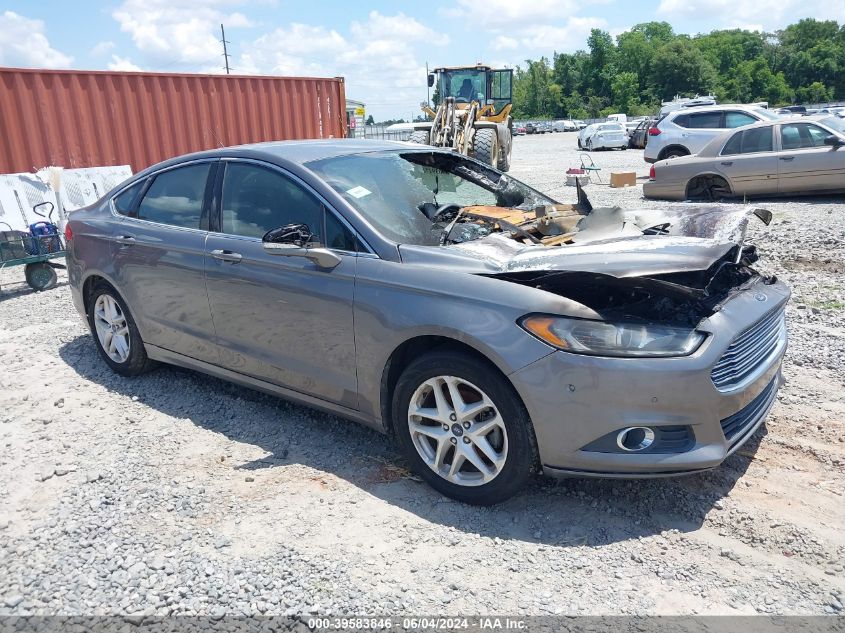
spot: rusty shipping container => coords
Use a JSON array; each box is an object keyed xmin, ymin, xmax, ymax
[{"xmin": 0, "ymin": 67, "xmax": 347, "ymax": 175}]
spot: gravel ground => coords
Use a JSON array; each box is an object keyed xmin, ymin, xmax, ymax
[{"xmin": 1, "ymin": 133, "xmax": 843, "ymax": 618}]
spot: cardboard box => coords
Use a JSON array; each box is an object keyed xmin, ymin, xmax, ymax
[{"xmin": 610, "ymin": 171, "xmax": 637, "ymax": 188}]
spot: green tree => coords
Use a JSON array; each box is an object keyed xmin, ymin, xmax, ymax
[
  {"xmin": 365, "ymin": 115, "xmax": 375, "ymax": 126},
  {"xmin": 650, "ymin": 39, "xmax": 718, "ymax": 100}
]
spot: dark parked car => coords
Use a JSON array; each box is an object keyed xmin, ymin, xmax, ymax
[{"xmin": 66, "ymin": 140, "xmax": 789, "ymax": 505}]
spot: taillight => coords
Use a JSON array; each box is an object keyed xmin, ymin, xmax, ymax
[
  {"xmin": 64, "ymin": 223, "xmax": 73, "ymax": 241},
  {"xmin": 648, "ymin": 127, "xmax": 661, "ymax": 136},
  {"xmin": 649, "ymin": 164, "xmax": 656, "ymax": 180}
]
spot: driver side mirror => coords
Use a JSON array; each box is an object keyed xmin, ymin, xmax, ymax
[
  {"xmin": 823, "ymin": 134, "xmax": 844, "ymax": 147},
  {"xmin": 427, "ymin": 73, "xmax": 435, "ymax": 88},
  {"xmin": 262, "ymin": 223, "xmax": 342, "ymax": 269}
]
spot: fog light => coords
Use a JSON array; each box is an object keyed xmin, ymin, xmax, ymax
[{"xmin": 616, "ymin": 427, "xmax": 656, "ymax": 452}]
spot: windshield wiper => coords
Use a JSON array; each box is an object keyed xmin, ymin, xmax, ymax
[{"xmin": 439, "ymin": 209, "xmax": 465, "ymax": 245}]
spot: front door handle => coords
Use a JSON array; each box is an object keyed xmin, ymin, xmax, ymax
[
  {"xmin": 780, "ymin": 156, "xmax": 795, "ymax": 161},
  {"xmin": 720, "ymin": 161, "xmax": 733, "ymax": 166},
  {"xmin": 211, "ymin": 249, "xmax": 243, "ymax": 263},
  {"xmin": 114, "ymin": 235, "xmax": 136, "ymax": 246}
]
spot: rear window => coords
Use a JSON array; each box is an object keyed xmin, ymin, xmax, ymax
[
  {"xmin": 137, "ymin": 163, "xmax": 211, "ymax": 229},
  {"xmin": 686, "ymin": 112, "xmax": 723, "ymax": 129},
  {"xmin": 112, "ymin": 181, "xmax": 144, "ymax": 217},
  {"xmin": 721, "ymin": 127, "xmax": 774, "ymax": 155}
]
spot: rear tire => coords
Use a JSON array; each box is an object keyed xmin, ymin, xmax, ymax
[
  {"xmin": 25, "ymin": 262, "xmax": 57, "ymax": 291},
  {"xmin": 393, "ymin": 350, "xmax": 537, "ymax": 505},
  {"xmin": 472, "ymin": 128, "xmax": 498, "ymax": 168},
  {"xmin": 408, "ymin": 130, "xmax": 431, "ymax": 145},
  {"xmin": 662, "ymin": 147, "xmax": 689, "ymax": 160},
  {"xmin": 686, "ymin": 175, "xmax": 732, "ymax": 201},
  {"xmin": 497, "ymin": 133, "xmax": 512, "ymax": 171},
  {"xmin": 87, "ymin": 282, "xmax": 155, "ymax": 377}
]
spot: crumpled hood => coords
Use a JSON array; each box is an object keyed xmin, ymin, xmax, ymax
[{"xmin": 447, "ymin": 205, "xmax": 772, "ymax": 277}]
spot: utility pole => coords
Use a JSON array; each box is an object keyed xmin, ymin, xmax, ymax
[{"xmin": 220, "ymin": 24, "xmax": 231, "ymax": 74}]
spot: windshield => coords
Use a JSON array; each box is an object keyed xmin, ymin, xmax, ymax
[
  {"xmin": 755, "ymin": 108, "xmax": 781, "ymax": 121},
  {"xmin": 440, "ymin": 69, "xmax": 486, "ymax": 103},
  {"xmin": 307, "ymin": 151, "xmax": 555, "ymax": 246},
  {"xmin": 820, "ymin": 116, "xmax": 845, "ymax": 135}
]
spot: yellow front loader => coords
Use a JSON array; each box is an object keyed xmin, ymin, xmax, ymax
[{"xmin": 410, "ymin": 64, "xmax": 514, "ymax": 171}]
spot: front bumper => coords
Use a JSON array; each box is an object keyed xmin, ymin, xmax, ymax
[{"xmin": 509, "ymin": 280, "xmax": 790, "ymax": 477}]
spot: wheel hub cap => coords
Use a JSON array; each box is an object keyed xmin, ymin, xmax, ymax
[
  {"xmin": 408, "ymin": 376, "xmax": 508, "ymax": 487},
  {"xmin": 93, "ymin": 294, "xmax": 131, "ymax": 364}
]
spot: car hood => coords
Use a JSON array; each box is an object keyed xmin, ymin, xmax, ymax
[{"xmin": 398, "ymin": 205, "xmax": 772, "ymax": 278}]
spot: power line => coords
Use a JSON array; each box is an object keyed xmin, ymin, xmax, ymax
[{"xmin": 220, "ymin": 23, "xmax": 231, "ymax": 75}]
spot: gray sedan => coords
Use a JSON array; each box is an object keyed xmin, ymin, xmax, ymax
[
  {"xmin": 644, "ymin": 115, "xmax": 845, "ymax": 200},
  {"xmin": 66, "ymin": 140, "xmax": 789, "ymax": 504}
]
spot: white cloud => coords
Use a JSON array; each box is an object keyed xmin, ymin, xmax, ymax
[
  {"xmin": 91, "ymin": 41, "xmax": 116, "ymax": 57},
  {"xmin": 238, "ymin": 12, "xmax": 449, "ymax": 119},
  {"xmin": 516, "ymin": 17, "xmax": 607, "ymax": 51},
  {"xmin": 0, "ymin": 11, "xmax": 73, "ymax": 68},
  {"xmin": 493, "ymin": 36, "xmax": 519, "ymax": 50},
  {"xmin": 450, "ymin": 0, "xmax": 597, "ymax": 28},
  {"xmin": 657, "ymin": 0, "xmax": 845, "ymax": 30},
  {"xmin": 108, "ymin": 55, "xmax": 142, "ymax": 71},
  {"xmin": 112, "ymin": 0, "xmax": 252, "ymax": 70}
]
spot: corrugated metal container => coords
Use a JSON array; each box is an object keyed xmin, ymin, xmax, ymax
[{"xmin": 0, "ymin": 68, "xmax": 347, "ymax": 174}]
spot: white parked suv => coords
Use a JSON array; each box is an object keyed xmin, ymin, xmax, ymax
[{"xmin": 644, "ymin": 104, "xmax": 780, "ymax": 163}]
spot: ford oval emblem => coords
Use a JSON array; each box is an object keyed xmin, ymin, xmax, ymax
[{"xmin": 755, "ymin": 293, "xmax": 768, "ymax": 302}]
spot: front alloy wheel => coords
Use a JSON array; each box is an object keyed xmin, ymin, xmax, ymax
[
  {"xmin": 408, "ymin": 376, "xmax": 508, "ymax": 486},
  {"xmin": 93, "ymin": 293, "xmax": 131, "ymax": 363},
  {"xmin": 393, "ymin": 351, "xmax": 537, "ymax": 505}
]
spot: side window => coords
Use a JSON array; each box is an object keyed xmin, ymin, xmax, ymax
[
  {"xmin": 137, "ymin": 163, "xmax": 211, "ymax": 229},
  {"xmin": 725, "ymin": 112, "xmax": 758, "ymax": 128},
  {"xmin": 687, "ymin": 112, "xmax": 724, "ymax": 129},
  {"xmin": 740, "ymin": 127, "xmax": 773, "ymax": 153},
  {"xmin": 221, "ymin": 163, "xmax": 323, "ymax": 240},
  {"xmin": 722, "ymin": 131, "xmax": 743, "ymax": 155},
  {"xmin": 673, "ymin": 114, "xmax": 690, "ymax": 128},
  {"xmin": 325, "ymin": 211, "xmax": 358, "ymax": 252},
  {"xmin": 781, "ymin": 123, "xmax": 829, "ymax": 150},
  {"xmin": 113, "ymin": 181, "xmax": 145, "ymax": 216}
]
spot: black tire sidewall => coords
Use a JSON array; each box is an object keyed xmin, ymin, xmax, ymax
[
  {"xmin": 25, "ymin": 262, "xmax": 57, "ymax": 291},
  {"xmin": 87, "ymin": 284, "xmax": 152, "ymax": 377},
  {"xmin": 392, "ymin": 351, "xmax": 536, "ymax": 505}
]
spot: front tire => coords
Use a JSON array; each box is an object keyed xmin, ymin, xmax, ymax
[
  {"xmin": 87, "ymin": 283, "xmax": 155, "ymax": 377},
  {"xmin": 408, "ymin": 130, "xmax": 430, "ymax": 145},
  {"xmin": 393, "ymin": 351, "xmax": 537, "ymax": 505},
  {"xmin": 472, "ymin": 128, "xmax": 499, "ymax": 168}
]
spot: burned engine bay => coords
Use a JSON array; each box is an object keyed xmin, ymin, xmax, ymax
[{"xmin": 442, "ymin": 184, "xmax": 775, "ymax": 327}]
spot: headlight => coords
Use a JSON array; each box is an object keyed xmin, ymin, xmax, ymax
[{"xmin": 520, "ymin": 315, "xmax": 706, "ymax": 358}]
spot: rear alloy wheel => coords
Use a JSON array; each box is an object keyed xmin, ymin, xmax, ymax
[
  {"xmin": 472, "ymin": 128, "xmax": 499, "ymax": 168},
  {"xmin": 687, "ymin": 175, "xmax": 731, "ymax": 201},
  {"xmin": 393, "ymin": 351, "xmax": 536, "ymax": 505},
  {"xmin": 87, "ymin": 283, "xmax": 155, "ymax": 376}
]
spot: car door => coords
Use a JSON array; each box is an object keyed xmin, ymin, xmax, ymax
[
  {"xmin": 716, "ymin": 126, "xmax": 778, "ymax": 196},
  {"xmin": 110, "ymin": 160, "xmax": 219, "ymax": 364},
  {"xmin": 778, "ymin": 122, "xmax": 844, "ymax": 192},
  {"xmin": 204, "ymin": 159, "xmax": 359, "ymax": 408}
]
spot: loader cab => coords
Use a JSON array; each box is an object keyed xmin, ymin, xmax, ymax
[{"xmin": 430, "ymin": 65, "xmax": 513, "ymax": 114}]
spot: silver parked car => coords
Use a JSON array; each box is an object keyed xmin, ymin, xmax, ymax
[
  {"xmin": 66, "ymin": 140, "xmax": 789, "ymax": 505},
  {"xmin": 644, "ymin": 115, "xmax": 845, "ymax": 200},
  {"xmin": 578, "ymin": 123, "xmax": 628, "ymax": 150}
]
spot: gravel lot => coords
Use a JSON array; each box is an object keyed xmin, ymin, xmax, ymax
[{"xmin": 1, "ymin": 132, "xmax": 843, "ymax": 618}]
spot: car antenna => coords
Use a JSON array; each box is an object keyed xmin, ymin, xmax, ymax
[{"xmin": 208, "ymin": 127, "xmax": 225, "ymax": 148}]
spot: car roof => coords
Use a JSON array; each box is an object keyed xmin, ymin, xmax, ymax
[
  {"xmin": 130, "ymin": 139, "xmax": 417, "ymax": 180},
  {"xmin": 668, "ymin": 103, "xmax": 763, "ymax": 116},
  {"xmin": 697, "ymin": 114, "xmax": 841, "ymax": 156}
]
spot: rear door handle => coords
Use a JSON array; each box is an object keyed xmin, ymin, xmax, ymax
[
  {"xmin": 720, "ymin": 161, "xmax": 733, "ymax": 166},
  {"xmin": 114, "ymin": 235, "xmax": 136, "ymax": 246},
  {"xmin": 211, "ymin": 249, "xmax": 243, "ymax": 263},
  {"xmin": 780, "ymin": 156, "xmax": 795, "ymax": 161}
]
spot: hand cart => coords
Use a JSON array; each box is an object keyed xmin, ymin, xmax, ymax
[{"xmin": 0, "ymin": 202, "xmax": 66, "ymax": 291}]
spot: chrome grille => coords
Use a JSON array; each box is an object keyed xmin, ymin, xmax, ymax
[
  {"xmin": 720, "ymin": 377, "xmax": 778, "ymax": 443},
  {"xmin": 711, "ymin": 306, "xmax": 786, "ymax": 391}
]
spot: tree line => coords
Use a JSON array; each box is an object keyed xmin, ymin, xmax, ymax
[{"xmin": 512, "ymin": 18, "xmax": 845, "ymax": 119}]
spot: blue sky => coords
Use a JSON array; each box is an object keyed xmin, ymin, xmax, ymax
[{"xmin": 2, "ymin": 0, "xmax": 843, "ymax": 119}]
